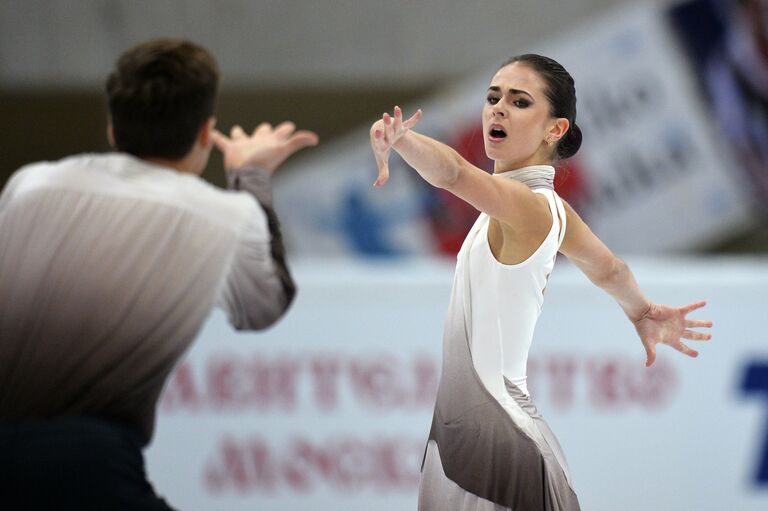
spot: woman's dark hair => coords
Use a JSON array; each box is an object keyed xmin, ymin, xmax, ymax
[
  {"xmin": 106, "ymin": 38, "xmax": 219, "ymax": 160},
  {"xmin": 500, "ymin": 54, "xmax": 582, "ymax": 160}
]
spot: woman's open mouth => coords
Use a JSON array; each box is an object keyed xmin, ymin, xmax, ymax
[{"xmin": 488, "ymin": 125, "xmax": 507, "ymax": 142}]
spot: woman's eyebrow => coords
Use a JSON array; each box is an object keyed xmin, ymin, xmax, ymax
[{"xmin": 488, "ymin": 85, "xmax": 534, "ymax": 100}]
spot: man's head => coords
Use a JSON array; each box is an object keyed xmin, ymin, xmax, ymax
[{"xmin": 106, "ymin": 38, "xmax": 219, "ymax": 169}]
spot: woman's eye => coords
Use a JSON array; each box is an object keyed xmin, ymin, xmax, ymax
[
  {"xmin": 486, "ymin": 96, "xmax": 499, "ymax": 105},
  {"xmin": 514, "ymin": 99, "xmax": 530, "ymax": 108}
]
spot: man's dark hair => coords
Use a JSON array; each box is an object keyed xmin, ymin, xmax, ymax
[
  {"xmin": 106, "ymin": 38, "xmax": 219, "ymax": 160},
  {"xmin": 501, "ymin": 54, "xmax": 582, "ymax": 160}
]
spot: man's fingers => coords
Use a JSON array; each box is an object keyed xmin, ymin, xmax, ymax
[
  {"xmin": 285, "ymin": 131, "xmax": 319, "ymax": 153},
  {"xmin": 274, "ymin": 121, "xmax": 296, "ymax": 137},
  {"xmin": 682, "ymin": 329, "xmax": 712, "ymax": 341},
  {"xmin": 230, "ymin": 125, "xmax": 247, "ymax": 139},
  {"xmin": 210, "ymin": 130, "xmax": 230, "ymax": 151},
  {"xmin": 254, "ymin": 122, "xmax": 272, "ymax": 135}
]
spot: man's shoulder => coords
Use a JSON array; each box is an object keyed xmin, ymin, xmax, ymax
[
  {"xmin": 103, "ymin": 153, "xmax": 262, "ymax": 229},
  {"xmin": 14, "ymin": 152, "xmax": 91, "ymax": 174},
  {"xmin": 13, "ymin": 152, "xmax": 131, "ymax": 180},
  {"xmin": 7, "ymin": 153, "xmax": 97, "ymax": 194},
  {"xmin": 9, "ymin": 153, "xmax": 260, "ymax": 229}
]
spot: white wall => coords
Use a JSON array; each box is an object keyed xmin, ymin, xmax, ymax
[{"xmin": 0, "ymin": 0, "xmax": 632, "ymax": 87}]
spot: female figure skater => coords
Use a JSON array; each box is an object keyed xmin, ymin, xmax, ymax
[{"xmin": 369, "ymin": 54, "xmax": 713, "ymax": 511}]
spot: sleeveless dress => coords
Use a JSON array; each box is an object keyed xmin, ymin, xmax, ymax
[{"xmin": 418, "ymin": 165, "xmax": 580, "ymax": 511}]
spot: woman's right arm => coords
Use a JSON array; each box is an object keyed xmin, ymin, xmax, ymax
[{"xmin": 371, "ymin": 107, "xmax": 550, "ymax": 236}]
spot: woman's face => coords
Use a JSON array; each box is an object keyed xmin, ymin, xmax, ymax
[{"xmin": 482, "ymin": 62, "xmax": 565, "ymax": 171}]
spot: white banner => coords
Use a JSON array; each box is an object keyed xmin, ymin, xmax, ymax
[
  {"xmin": 273, "ymin": 2, "xmax": 752, "ymax": 257},
  {"xmin": 146, "ymin": 258, "xmax": 768, "ymax": 511}
]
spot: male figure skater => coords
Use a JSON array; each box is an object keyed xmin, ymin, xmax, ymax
[{"xmin": 0, "ymin": 38, "xmax": 317, "ymax": 509}]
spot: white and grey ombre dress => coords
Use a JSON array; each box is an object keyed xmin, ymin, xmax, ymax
[{"xmin": 418, "ymin": 165, "xmax": 580, "ymax": 511}]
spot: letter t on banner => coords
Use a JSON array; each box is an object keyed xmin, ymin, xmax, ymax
[{"xmin": 742, "ymin": 362, "xmax": 768, "ymax": 485}]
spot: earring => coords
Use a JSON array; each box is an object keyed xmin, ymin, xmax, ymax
[{"xmin": 546, "ymin": 137, "xmax": 554, "ymax": 146}]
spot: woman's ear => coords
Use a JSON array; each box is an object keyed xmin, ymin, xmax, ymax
[{"xmin": 548, "ymin": 117, "xmax": 570, "ymax": 144}]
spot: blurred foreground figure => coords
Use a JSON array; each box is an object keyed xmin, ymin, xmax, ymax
[
  {"xmin": 370, "ymin": 54, "xmax": 713, "ymax": 511},
  {"xmin": 0, "ymin": 38, "xmax": 317, "ymax": 510}
]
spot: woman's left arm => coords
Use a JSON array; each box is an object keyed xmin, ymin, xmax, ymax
[{"xmin": 559, "ymin": 200, "xmax": 713, "ymax": 367}]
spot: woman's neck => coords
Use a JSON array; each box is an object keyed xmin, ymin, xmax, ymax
[
  {"xmin": 493, "ymin": 160, "xmax": 553, "ymax": 174},
  {"xmin": 493, "ymin": 164, "xmax": 555, "ymax": 190},
  {"xmin": 493, "ymin": 155, "xmax": 553, "ymax": 174}
]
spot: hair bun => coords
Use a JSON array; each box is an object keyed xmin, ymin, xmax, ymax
[{"xmin": 558, "ymin": 123, "xmax": 582, "ymax": 160}]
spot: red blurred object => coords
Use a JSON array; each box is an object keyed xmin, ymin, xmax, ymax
[
  {"xmin": 554, "ymin": 158, "xmax": 588, "ymax": 207},
  {"xmin": 426, "ymin": 123, "xmax": 492, "ymax": 255}
]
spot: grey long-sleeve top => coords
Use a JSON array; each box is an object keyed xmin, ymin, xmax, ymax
[{"xmin": 0, "ymin": 152, "xmax": 295, "ymax": 443}]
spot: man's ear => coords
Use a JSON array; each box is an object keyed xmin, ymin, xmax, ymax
[
  {"xmin": 106, "ymin": 122, "xmax": 116, "ymax": 148},
  {"xmin": 198, "ymin": 117, "xmax": 217, "ymax": 149}
]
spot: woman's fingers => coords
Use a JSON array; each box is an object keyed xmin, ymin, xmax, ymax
[
  {"xmin": 392, "ymin": 106, "xmax": 422, "ymax": 130},
  {"xmin": 682, "ymin": 329, "xmax": 712, "ymax": 341},
  {"xmin": 373, "ymin": 168, "xmax": 389, "ymax": 187},
  {"xmin": 673, "ymin": 340, "xmax": 699, "ymax": 358},
  {"xmin": 370, "ymin": 125, "xmax": 390, "ymax": 187},
  {"xmin": 371, "ymin": 107, "xmax": 421, "ymax": 188},
  {"xmin": 681, "ymin": 301, "xmax": 707, "ymax": 314},
  {"xmin": 644, "ymin": 343, "xmax": 657, "ymax": 367},
  {"xmin": 372, "ymin": 127, "xmax": 389, "ymax": 150},
  {"xmin": 403, "ymin": 109, "xmax": 423, "ymax": 129},
  {"xmin": 392, "ymin": 106, "xmax": 402, "ymax": 132},
  {"xmin": 685, "ymin": 319, "xmax": 713, "ymax": 328},
  {"xmin": 380, "ymin": 107, "xmax": 422, "ymax": 138},
  {"xmin": 373, "ymin": 151, "xmax": 390, "ymax": 187}
]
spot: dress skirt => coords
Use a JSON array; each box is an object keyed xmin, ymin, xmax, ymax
[
  {"xmin": 418, "ymin": 379, "xmax": 579, "ymax": 511},
  {"xmin": 417, "ymin": 265, "xmax": 580, "ymax": 511}
]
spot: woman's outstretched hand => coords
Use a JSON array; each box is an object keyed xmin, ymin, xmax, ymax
[
  {"xmin": 633, "ymin": 301, "xmax": 713, "ymax": 367},
  {"xmin": 370, "ymin": 106, "xmax": 422, "ymax": 187}
]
